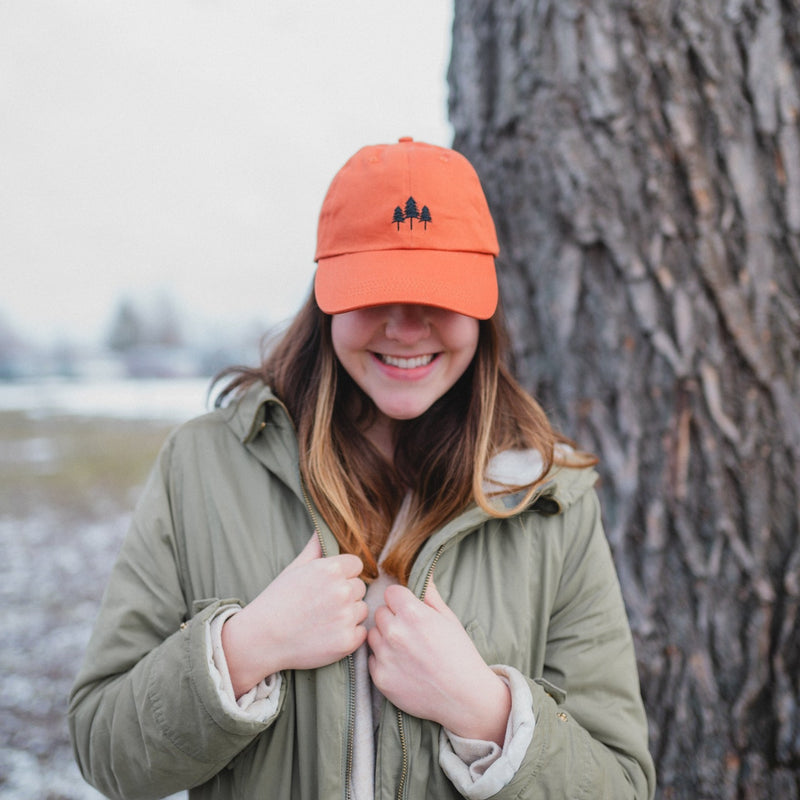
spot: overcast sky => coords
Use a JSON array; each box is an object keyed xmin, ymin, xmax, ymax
[{"xmin": 1, "ymin": 1, "xmax": 453, "ymax": 347}]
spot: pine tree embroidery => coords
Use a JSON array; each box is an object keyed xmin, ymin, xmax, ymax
[
  {"xmin": 390, "ymin": 198, "xmax": 431, "ymax": 231},
  {"xmin": 404, "ymin": 196, "xmax": 420, "ymax": 229}
]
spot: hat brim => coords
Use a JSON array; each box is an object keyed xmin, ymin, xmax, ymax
[{"xmin": 314, "ymin": 250, "xmax": 498, "ymax": 320}]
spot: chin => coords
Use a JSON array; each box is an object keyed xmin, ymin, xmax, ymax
[{"xmin": 379, "ymin": 404, "xmax": 431, "ymax": 422}]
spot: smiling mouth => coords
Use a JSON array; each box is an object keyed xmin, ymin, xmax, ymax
[{"xmin": 376, "ymin": 353, "xmax": 437, "ymax": 369}]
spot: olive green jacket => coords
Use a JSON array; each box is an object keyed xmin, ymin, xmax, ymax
[{"xmin": 69, "ymin": 385, "xmax": 656, "ymax": 799}]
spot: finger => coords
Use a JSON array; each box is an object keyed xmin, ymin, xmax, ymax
[
  {"xmin": 383, "ymin": 584, "xmax": 418, "ymax": 614},
  {"xmin": 422, "ymin": 578, "xmax": 449, "ymax": 614},
  {"xmin": 351, "ymin": 623, "xmax": 369, "ymax": 652},
  {"xmin": 373, "ymin": 604, "xmax": 393, "ymax": 631},
  {"xmin": 348, "ymin": 576, "xmax": 367, "ymax": 602},
  {"xmin": 367, "ymin": 625, "xmax": 380, "ymax": 653},
  {"xmin": 367, "ymin": 649, "xmax": 387, "ymax": 682},
  {"xmin": 354, "ymin": 600, "xmax": 369, "ymax": 625},
  {"xmin": 368, "ymin": 649, "xmax": 395, "ymax": 698},
  {"xmin": 290, "ymin": 534, "xmax": 323, "ymax": 567},
  {"xmin": 330, "ymin": 553, "xmax": 365, "ymax": 578}
]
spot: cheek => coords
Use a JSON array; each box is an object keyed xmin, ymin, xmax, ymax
[
  {"xmin": 436, "ymin": 319, "xmax": 479, "ymax": 391},
  {"xmin": 331, "ymin": 314, "xmax": 362, "ymax": 358},
  {"xmin": 451, "ymin": 346, "xmax": 477, "ymax": 385},
  {"xmin": 331, "ymin": 314, "xmax": 376, "ymax": 384},
  {"xmin": 453, "ymin": 319, "xmax": 480, "ymax": 366}
]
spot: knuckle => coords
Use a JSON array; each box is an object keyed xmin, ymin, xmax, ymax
[
  {"xmin": 383, "ymin": 621, "xmax": 407, "ymax": 649},
  {"xmin": 331, "ymin": 582, "xmax": 352, "ymax": 606}
]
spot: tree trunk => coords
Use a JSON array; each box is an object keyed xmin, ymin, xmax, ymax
[{"xmin": 448, "ymin": 1, "xmax": 800, "ymax": 797}]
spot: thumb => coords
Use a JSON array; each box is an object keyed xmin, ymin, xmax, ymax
[
  {"xmin": 423, "ymin": 578, "xmax": 455, "ymax": 617},
  {"xmin": 290, "ymin": 534, "xmax": 323, "ymax": 567}
]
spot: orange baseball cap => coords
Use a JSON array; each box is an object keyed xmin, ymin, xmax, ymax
[{"xmin": 314, "ymin": 137, "xmax": 499, "ymax": 319}]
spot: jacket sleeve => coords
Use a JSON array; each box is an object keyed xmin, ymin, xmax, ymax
[
  {"xmin": 68, "ymin": 434, "xmax": 285, "ymax": 800},
  {"xmin": 489, "ymin": 489, "xmax": 656, "ymax": 800}
]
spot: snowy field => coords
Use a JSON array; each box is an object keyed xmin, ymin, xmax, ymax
[
  {"xmin": 0, "ymin": 379, "xmax": 209, "ymax": 799},
  {"xmin": 0, "ymin": 377, "xmax": 214, "ymax": 422}
]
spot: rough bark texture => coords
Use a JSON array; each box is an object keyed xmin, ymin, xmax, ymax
[{"xmin": 448, "ymin": 2, "xmax": 800, "ymax": 798}]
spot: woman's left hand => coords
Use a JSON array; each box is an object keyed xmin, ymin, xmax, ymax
[{"xmin": 368, "ymin": 579, "xmax": 511, "ymax": 746}]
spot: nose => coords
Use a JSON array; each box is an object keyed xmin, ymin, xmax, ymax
[{"xmin": 383, "ymin": 304, "xmax": 430, "ymax": 343}]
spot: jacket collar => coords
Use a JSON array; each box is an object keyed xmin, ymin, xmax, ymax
[
  {"xmin": 221, "ymin": 382, "xmax": 599, "ymax": 566},
  {"xmin": 221, "ymin": 383, "xmax": 344, "ymax": 556},
  {"xmin": 221, "ymin": 383, "xmax": 305, "ymax": 498},
  {"xmin": 406, "ymin": 458, "xmax": 599, "ymax": 592}
]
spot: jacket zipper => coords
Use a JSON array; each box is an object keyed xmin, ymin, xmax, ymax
[
  {"xmin": 344, "ymin": 653, "xmax": 356, "ymax": 800},
  {"xmin": 300, "ymin": 481, "xmax": 328, "ymax": 558},
  {"xmin": 300, "ymin": 477, "xmax": 480, "ymax": 799},
  {"xmin": 299, "ymin": 479, "xmax": 356, "ymax": 800},
  {"xmin": 419, "ymin": 546, "xmax": 444, "ymax": 601},
  {"xmin": 395, "ymin": 709, "xmax": 409, "ymax": 800},
  {"xmin": 394, "ymin": 544, "xmax": 446, "ymax": 800},
  {"xmin": 268, "ymin": 402, "xmax": 495, "ymax": 798}
]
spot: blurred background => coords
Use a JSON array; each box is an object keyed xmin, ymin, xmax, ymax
[{"xmin": 1, "ymin": 2, "xmax": 453, "ymax": 796}]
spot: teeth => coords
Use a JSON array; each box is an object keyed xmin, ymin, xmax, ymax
[{"xmin": 380, "ymin": 353, "xmax": 435, "ymax": 369}]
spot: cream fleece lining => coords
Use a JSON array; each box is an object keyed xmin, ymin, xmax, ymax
[{"xmin": 206, "ymin": 606, "xmax": 281, "ymax": 721}]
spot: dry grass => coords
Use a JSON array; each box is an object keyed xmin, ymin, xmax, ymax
[{"xmin": 0, "ymin": 410, "xmax": 176, "ymax": 520}]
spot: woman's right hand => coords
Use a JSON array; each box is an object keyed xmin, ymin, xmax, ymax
[{"xmin": 221, "ymin": 534, "xmax": 368, "ymax": 697}]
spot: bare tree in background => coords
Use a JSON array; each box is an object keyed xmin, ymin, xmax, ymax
[{"xmin": 449, "ymin": 2, "xmax": 800, "ymax": 797}]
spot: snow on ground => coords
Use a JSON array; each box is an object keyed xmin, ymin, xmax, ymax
[
  {"xmin": 1, "ymin": 380, "xmax": 198, "ymax": 799},
  {"xmin": 0, "ymin": 377, "xmax": 214, "ymax": 422},
  {"xmin": 0, "ymin": 512, "xmax": 163, "ymax": 799}
]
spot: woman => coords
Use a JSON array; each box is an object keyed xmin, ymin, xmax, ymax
[{"xmin": 69, "ymin": 138, "xmax": 656, "ymax": 799}]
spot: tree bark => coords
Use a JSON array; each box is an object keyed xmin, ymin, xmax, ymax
[{"xmin": 449, "ymin": 1, "xmax": 800, "ymax": 797}]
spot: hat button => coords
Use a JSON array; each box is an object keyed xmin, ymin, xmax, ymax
[{"xmin": 398, "ymin": 136, "xmax": 413, "ymax": 143}]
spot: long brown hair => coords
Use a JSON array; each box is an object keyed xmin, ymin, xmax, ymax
[{"xmin": 216, "ymin": 292, "xmax": 593, "ymax": 584}]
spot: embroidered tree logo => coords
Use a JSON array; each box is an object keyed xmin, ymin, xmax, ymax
[
  {"xmin": 391, "ymin": 197, "xmax": 431, "ymax": 231},
  {"xmin": 392, "ymin": 206, "xmax": 405, "ymax": 230},
  {"xmin": 404, "ymin": 196, "xmax": 420, "ymax": 229}
]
